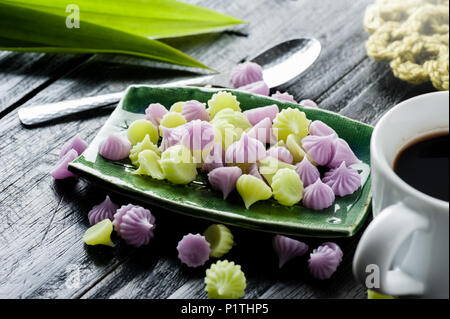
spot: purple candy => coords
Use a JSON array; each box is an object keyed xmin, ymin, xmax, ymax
[
  {"xmin": 160, "ymin": 120, "xmax": 215, "ymax": 152},
  {"xmin": 247, "ymin": 117, "xmax": 277, "ymax": 145},
  {"xmin": 229, "ymin": 61, "xmax": 263, "ymax": 88},
  {"xmin": 328, "ymin": 138, "xmax": 361, "ymax": 168},
  {"xmin": 208, "ymin": 166, "xmax": 242, "ymax": 199},
  {"xmin": 309, "ymin": 120, "xmax": 337, "ymax": 136},
  {"xmin": 51, "ymin": 149, "xmax": 78, "ymax": 179},
  {"xmin": 299, "ymin": 99, "xmax": 319, "ymax": 108},
  {"xmin": 113, "ymin": 204, "xmax": 155, "ymax": 247},
  {"xmin": 273, "ymin": 235, "xmax": 309, "ymax": 268},
  {"xmin": 98, "ymin": 134, "xmax": 131, "ymax": 161},
  {"xmin": 145, "ymin": 103, "xmax": 168, "ymax": 126},
  {"xmin": 323, "ymin": 162, "xmax": 361, "ymax": 196},
  {"xmin": 295, "ymin": 157, "xmax": 320, "ymax": 187},
  {"xmin": 243, "ymin": 104, "xmax": 279, "ymax": 126},
  {"xmin": 302, "ymin": 178, "xmax": 335, "ymax": 210},
  {"xmin": 266, "ymin": 146, "xmax": 293, "ymax": 164},
  {"xmin": 302, "ymin": 134, "xmax": 338, "ymax": 166},
  {"xmin": 177, "ymin": 233, "xmax": 211, "ymax": 268},
  {"xmin": 181, "ymin": 100, "xmax": 210, "ymax": 122},
  {"xmin": 88, "ymin": 195, "xmax": 119, "ymax": 225},
  {"xmin": 238, "ymin": 81, "xmax": 270, "ymax": 96},
  {"xmin": 59, "ymin": 134, "xmax": 88, "ymax": 158},
  {"xmin": 271, "ymin": 91, "xmax": 297, "ymax": 104},
  {"xmin": 225, "ymin": 133, "xmax": 267, "ymax": 164},
  {"xmin": 248, "ymin": 162, "xmax": 264, "ymax": 181},
  {"xmin": 202, "ymin": 142, "xmax": 224, "ymax": 172},
  {"xmin": 308, "ymin": 243, "xmax": 342, "ymax": 280},
  {"xmin": 322, "ymin": 242, "xmax": 343, "ymax": 262}
]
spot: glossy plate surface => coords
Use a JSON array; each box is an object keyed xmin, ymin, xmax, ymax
[{"xmin": 69, "ymin": 85, "xmax": 373, "ymax": 237}]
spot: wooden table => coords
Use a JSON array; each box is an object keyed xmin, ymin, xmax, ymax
[{"xmin": 0, "ymin": 0, "xmax": 436, "ymax": 299}]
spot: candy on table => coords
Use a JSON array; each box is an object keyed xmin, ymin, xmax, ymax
[
  {"xmin": 205, "ymin": 260, "xmax": 246, "ymax": 299},
  {"xmin": 302, "ymin": 178, "xmax": 335, "ymax": 210},
  {"xmin": 266, "ymin": 146, "xmax": 294, "ymax": 164},
  {"xmin": 271, "ymin": 91, "xmax": 297, "ymax": 103},
  {"xmin": 59, "ymin": 134, "xmax": 88, "ymax": 158},
  {"xmin": 236, "ymin": 174, "xmax": 272, "ymax": 209},
  {"xmin": 202, "ymin": 142, "xmax": 224, "ymax": 172},
  {"xmin": 237, "ymin": 80, "xmax": 270, "ymax": 96},
  {"xmin": 308, "ymin": 243, "xmax": 342, "ymax": 279},
  {"xmin": 83, "ymin": 219, "xmax": 115, "ymax": 247},
  {"xmin": 323, "ymin": 162, "xmax": 361, "ymax": 196},
  {"xmin": 98, "ymin": 134, "xmax": 131, "ymax": 161},
  {"xmin": 327, "ymin": 138, "xmax": 361, "ymax": 168},
  {"xmin": 229, "ymin": 61, "xmax": 263, "ymax": 88},
  {"xmin": 207, "ymin": 91, "xmax": 241, "ymax": 119},
  {"xmin": 113, "ymin": 204, "xmax": 155, "ymax": 247},
  {"xmin": 243, "ymin": 104, "xmax": 279, "ymax": 126},
  {"xmin": 210, "ymin": 108, "xmax": 252, "ymax": 132},
  {"xmin": 225, "ymin": 133, "xmax": 266, "ymax": 167},
  {"xmin": 258, "ymin": 156, "xmax": 296, "ymax": 185},
  {"xmin": 88, "ymin": 195, "xmax": 119, "ymax": 225},
  {"xmin": 272, "ymin": 235, "xmax": 309, "ymax": 268},
  {"xmin": 246, "ymin": 117, "xmax": 277, "ymax": 145},
  {"xmin": 367, "ymin": 290, "xmax": 397, "ymax": 299},
  {"xmin": 177, "ymin": 233, "xmax": 211, "ymax": 267},
  {"xmin": 248, "ymin": 162, "xmax": 264, "ymax": 181},
  {"xmin": 322, "ymin": 242, "xmax": 343, "ymax": 261},
  {"xmin": 181, "ymin": 100, "xmax": 210, "ymax": 122},
  {"xmin": 299, "ymin": 99, "xmax": 319, "ymax": 108},
  {"xmin": 170, "ymin": 101, "xmax": 185, "ymax": 113},
  {"xmin": 272, "ymin": 107, "xmax": 309, "ymax": 143},
  {"xmin": 51, "ymin": 149, "xmax": 78, "ymax": 179},
  {"xmin": 271, "ymin": 168, "xmax": 304, "ymax": 206},
  {"xmin": 159, "ymin": 111, "xmax": 187, "ymax": 131},
  {"xmin": 127, "ymin": 119, "xmax": 159, "ymax": 145},
  {"xmin": 129, "ymin": 134, "xmax": 161, "ymax": 166},
  {"xmin": 302, "ymin": 134, "xmax": 337, "ymax": 166},
  {"xmin": 132, "ymin": 149, "xmax": 165, "ymax": 180},
  {"xmin": 160, "ymin": 144, "xmax": 198, "ymax": 184},
  {"xmin": 203, "ymin": 224, "xmax": 234, "ymax": 258},
  {"xmin": 145, "ymin": 103, "xmax": 168, "ymax": 126},
  {"xmin": 309, "ymin": 120, "xmax": 336, "ymax": 136},
  {"xmin": 208, "ymin": 166, "xmax": 242, "ymax": 199},
  {"xmin": 295, "ymin": 157, "xmax": 320, "ymax": 187}
]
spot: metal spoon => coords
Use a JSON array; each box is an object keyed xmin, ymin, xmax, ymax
[{"xmin": 18, "ymin": 38, "xmax": 321, "ymax": 126}]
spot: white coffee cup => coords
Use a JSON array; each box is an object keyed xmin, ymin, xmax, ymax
[{"xmin": 353, "ymin": 91, "xmax": 449, "ymax": 298}]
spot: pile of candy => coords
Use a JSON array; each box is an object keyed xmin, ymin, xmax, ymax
[{"xmin": 81, "ymin": 194, "xmax": 343, "ymax": 299}]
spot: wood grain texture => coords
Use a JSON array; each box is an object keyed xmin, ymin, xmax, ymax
[{"xmin": 0, "ymin": 0, "xmax": 437, "ymax": 299}]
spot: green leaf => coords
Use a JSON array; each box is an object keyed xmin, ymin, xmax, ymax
[
  {"xmin": 5, "ymin": 0, "xmax": 245, "ymax": 39},
  {"xmin": 0, "ymin": 2, "xmax": 216, "ymax": 69}
]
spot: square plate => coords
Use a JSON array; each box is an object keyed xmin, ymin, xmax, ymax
[{"xmin": 69, "ymin": 85, "xmax": 373, "ymax": 237}]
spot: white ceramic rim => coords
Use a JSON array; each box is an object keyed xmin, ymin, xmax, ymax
[{"xmin": 371, "ymin": 91, "xmax": 449, "ymax": 212}]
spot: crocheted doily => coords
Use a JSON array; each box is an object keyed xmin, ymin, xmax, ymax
[{"xmin": 364, "ymin": 0, "xmax": 449, "ymax": 90}]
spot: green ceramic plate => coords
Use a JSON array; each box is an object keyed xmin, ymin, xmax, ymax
[{"xmin": 69, "ymin": 85, "xmax": 373, "ymax": 237}]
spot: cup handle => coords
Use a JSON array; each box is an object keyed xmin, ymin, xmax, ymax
[{"xmin": 353, "ymin": 202, "xmax": 429, "ymax": 296}]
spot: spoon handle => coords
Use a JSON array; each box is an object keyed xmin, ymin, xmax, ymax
[{"xmin": 18, "ymin": 75, "xmax": 214, "ymax": 126}]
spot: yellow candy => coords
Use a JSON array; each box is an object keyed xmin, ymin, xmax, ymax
[
  {"xmin": 204, "ymin": 224, "xmax": 234, "ymax": 258},
  {"xmin": 207, "ymin": 91, "xmax": 241, "ymax": 119},
  {"xmin": 211, "ymin": 119, "xmax": 242, "ymax": 150},
  {"xmin": 210, "ymin": 108, "xmax": 251, "ymax": 132},
  {"xmin": 159, "ymin": 112, "xmax": 186, "ymax": 132},
  {"xmin": 286, "ymin": 134, "xmax": 317, "ymax": 164},
  {"xmin": 205, "ymin": 260, "xmax": 246, "ymax": 299},
  {"xmin": 273, "ymin": 108, "xmax": 309, "ymax": 143},
  {"xmin": 129, "ymin": 134, "xmax": 160, "ymax": 166},
  {"xmin": 170, "ymin": 101, "xmax": 185, "ymax": 113},
  {"xmin": 271, "ymin": 168, "xmax": 303, "ymax": 206},
  {"xmin": 127, "ymin": 119, "xmax": 158, "ymax": 145},
  {"xmin": 132, "ymin": 149, "xmax": 165, "ymax": 180},
  {"xmin": 258, "ymin": 156, "xmax": 296, "ymax": 185},
  {"xmin": 160, "ymin": 145, "xmax": 198, "ymax": 184},
  {"xmin": 82, "ymin": 219, "xmax": 115, "ymax": 247},
  {"xmin": 236, "ymin": 174, "xmax": 272, "ymax": 209},
  {"xmin": 367, "ymin": 290, "xmax": 397, "ymax": 299}
]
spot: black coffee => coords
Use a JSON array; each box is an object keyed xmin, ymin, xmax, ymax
[{"xmin": 394, "ymin": 133, "xmax": 449, "ymax": 202}]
